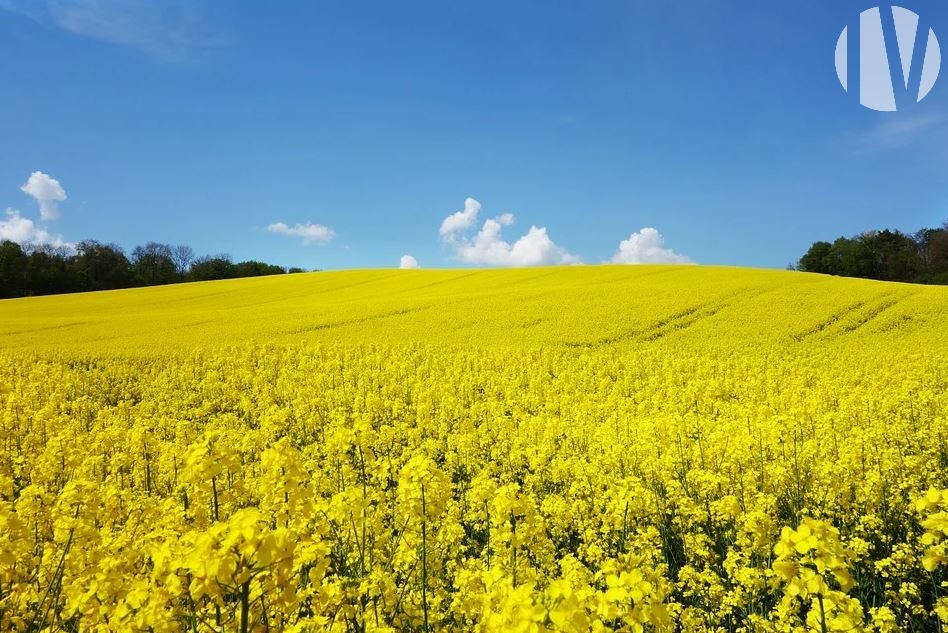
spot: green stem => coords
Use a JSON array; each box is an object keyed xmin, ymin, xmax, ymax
[
  {"xmin": 511, "ymin": 513, "xmax": 518, "ymax": 587},
  {"xmin": 421, "ymin": 484, "xmax": 430, "ymax": 633},
  {"xmin": 485, "ymin": 504, "xmax": 491, "ymax": 571},
  {"xmin": 239, "ymin": 579, "xmax": 251, "ymax": 633},
  {"xmin": 816, "ymin": 593, "xmax": 828, "ymax": 633},
  {"xmin": 211, "ymin": 476, "xmax": 220, "ymax": 522}
]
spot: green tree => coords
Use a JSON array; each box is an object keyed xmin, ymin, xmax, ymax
[
  {"xmin": 0, "ymin": 240, "xmax": 28, "ymax": 298},
  {"xmin": 73, "ymin": 241, "xmax": 133, "ymax": 291},
  {"xmin": 132, "ymin": 242, "xmax": 178, "ymax": 285},
  {"xmin": 24, "ymin": 244, "xmax": 75, "ymax": 295},
  {"xmin": 190, "ymin": 255, "xmax": 236, "ymax": 281},
  {"xmin": 798, "ymin": 241, "xmax": 833, "ymax": 274}
]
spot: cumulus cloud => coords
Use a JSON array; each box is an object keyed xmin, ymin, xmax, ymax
[
  {"xmin": 609, "ymin": 227, "xmax": 692, "ymax": 264},
  {"xmin": 439, "ymin": 197, "xmax": 481, "ymax": 237},
  {"xmin": 0, "ymin": 208, "xmax": 74, "ymax": 250},
  {"xmin": 440, "ymin": 197, "xmax": 580, "ymax": 267},
  {"xmin": 399, "ymin": 254, "xmax": 420, "ymax": 269},
  {"xmin": 266, "ymin": 221, "xmax": 335, "ymax": 245},
  {"xmin": 20, "ymin": 171, "xmax": 67, "ymax": 221}
]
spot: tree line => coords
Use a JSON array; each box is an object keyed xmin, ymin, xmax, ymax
[
  {"xmin": 797, "ymin": 221, "xmax": 948, "ymax": 284},
  {"xmin": 0, "ymin": 240, "xmax": 308, "ymax": 299}
]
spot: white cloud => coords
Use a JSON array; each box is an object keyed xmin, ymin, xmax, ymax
[
  {"xmin": 20, "ymin": 171, "xmax": 67, "ymax": 221},
  {"xmin": 399, "ymin": 254, "xmax": 420, "ymax": 269},
  {"xmin": 266, "ymin": 221, "xmax": 335, "ymax": 245},
  {"xmin": 439, "ymin": 197, "xmax": 481, "ymax": 237},
  {"xmin": 0, "ymin": 208, "xmax": 74, "ymax": 250},
  {"xmin": 609, "ymin": 227, "xmax": 692, "ymax": 264},
  {"xmin": 439, "ymin": 197, "xmax": 580, "ymax": 267}
]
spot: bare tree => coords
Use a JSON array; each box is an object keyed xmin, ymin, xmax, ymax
[{"xmin": 171, "ymin": 245, "xmax": 195, "ymax": 278}]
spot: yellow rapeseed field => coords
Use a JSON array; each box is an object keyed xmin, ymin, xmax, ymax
[{"xmin": 2, "ymin": 265, "xmax": 948, "ymax": 632}]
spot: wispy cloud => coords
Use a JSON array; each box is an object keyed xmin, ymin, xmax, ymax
[
  {"xmin": 267, "ymin": 221, "xmax": 335, "ymax": 245},
  {"xmin": 0, "ymin": 0, "xmax": 228, "ymax": 61},
  {"xmin": 852, "ymin": 113, "xmax": 944, "ymax": 151}
]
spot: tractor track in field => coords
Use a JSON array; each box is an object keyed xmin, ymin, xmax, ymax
[
  {"xmin": 790, "ymin": 292, "xmax": 916, "ymax": 341},
  {"xmin": 408, "ymin": 271, "xmax": 484, "ymax": 291},
  {"xmin": 790, "ymin": 300, "xmax": 869, "ymax": 341},
  {"xmin": 840, "ymin": 297, "xmax": 899, "ymax": 334},
  {"xmin": 641, "ymin": 302, "xmax": 727, "ymax": 341},
  {"xmin": 291, "ymin": 307, "xmax": 429, "ymax": 333},
  {"xmin": 562, "ymin": 285, "xmax": 777, "ymax": 348},
  {"xmin": 839, "ymin": 291, "xmax": 919, "ymax": 334},
  {"xmin": 289, "ymin": 296, "xmax": 483, "ymax": 334},
  {"xmin": 307, "ymin": 272, "xmax": 405, "ymax": 296},
  {"xmin": 566, "ymin": 300, "xmax": 722, "ymax": 348},
  {"xmin": 3, "ymin": 321, "xmax": 89, "ymax": 336},
  {"xmin": 628, "ymin": 286, "xmax": 770, "ymax": 343},
  {"xmin": 577, "ymin": 266, "xmax": 683, "ymax": 288}
]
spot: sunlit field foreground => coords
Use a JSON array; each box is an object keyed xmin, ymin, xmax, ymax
[{"xmin": 2, "ymin": 266, "xmax": 948, "ymax": 632}]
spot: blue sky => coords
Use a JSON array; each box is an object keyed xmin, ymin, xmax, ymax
[{"xmin": 1, "ymin": 0, "xmax": 947, "ymax": 270}]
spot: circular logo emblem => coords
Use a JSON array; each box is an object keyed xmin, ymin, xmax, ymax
[{"xmin": 835, "ymin": 6, "xmax": 940, "ymax": 111}]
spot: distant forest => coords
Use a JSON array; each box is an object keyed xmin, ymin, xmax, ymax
[
  {"xmin": 797, "ymin": 222, "xmax": 948, "ymax": 284},
  {"xmin": 0, "ymin": 240, "xmax": 307, "ymax": 299}
]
